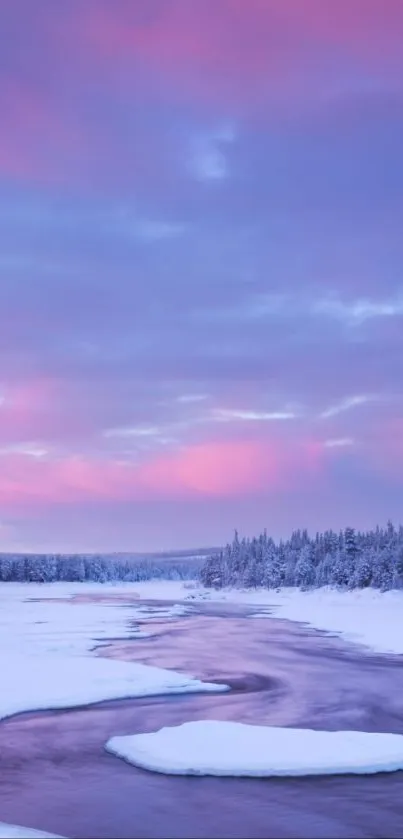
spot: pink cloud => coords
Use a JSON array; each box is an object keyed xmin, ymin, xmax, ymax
[
  {"xmin": 0, "ymin": 378, "xmax": 106, "ymax": 445},
  {"xmin": 0, "ymin": 436, "xmax": 323, "ymax": 511},
  {"xmin": 285, "ymin": 1, "xmax": 403, "ymax": 65},
  {"xmin": 142, "ymin": 440, "xmax": 277, "ymax": 496},
  {"xmin": 0, "ymin": 454, "xmax": 132, "ymax": 507},
  {"xmin": 79, "ymin": 0, "xmax": 403, "ymax": 105},
  {"xmin": 1, "ymin": 1, "xmax": 401, "ymax": 183},
  {"xmin": 143, "ymin": 437, "xmax": 324, "ymax": 496},
  {"xmin": 0, "ymin": 77, "xmax": 83, "ymax": 182},
  {"xmin": 0, "ymin": 378, "xmax": 57, "ymax": 441}
]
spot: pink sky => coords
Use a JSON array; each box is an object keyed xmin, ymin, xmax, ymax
[{"xmin": 0, "ymin": 0, "xmax": 402, "ymax": 551}]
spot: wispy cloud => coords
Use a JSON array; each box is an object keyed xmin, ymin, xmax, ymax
[
  {"xmin": 211, "ymin": 408, "xmax": 297, "ymax": 422},
  {"xmin": 320, "ymin": 395, "xmax": 372, "ymax": 419},
  {"xmin": 313, "ymin": 294, "xmax": 403, "ymax": 325},
  {"xmin": 324, "ymin": 437, "xmax": 355, "ymax": 448},
  {"xmin": 103, "ymin": 425, "xmax": 161, "ymax": 439},
  {"xmin": 0, "ymin": 442, "xmax": 48, "ymax": 458},
  {"xmin": 188, "ymin": 123, "xmax": 236, "ymax": 182},
  {"xmin": 196, "ymin": 291, "xmax": 403, "ymax": 328},
  {"xmin": 176, "ymin": 394, "xmax": 209, "ymax": 404}
]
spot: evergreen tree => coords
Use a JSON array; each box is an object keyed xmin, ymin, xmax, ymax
[
  {"xmin": 294, "ymin": 544, "xmax": 315, "ymax": 589},
  {"xmin": 354, "ymin": 550, "xmax": 373, "ymax": 588},
  {"xmin": 199, "ymin": 520, "xmax": 403, "ymax": 592}
]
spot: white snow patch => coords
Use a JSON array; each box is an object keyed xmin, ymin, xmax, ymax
[
  {"xmin": 0, "ymin": 580, "xmax": 187, "ymax": 602},
  {"xmin": 106, "ymin": 719, "xmax": 403, "ymax": 777},
  {"xmin": 247, "ymin": 588, "xmax": 403, "ymax": 655},
  {"xmin": 0, "ymin": 584, "xmax": 228, "ymax": 726},
  {"xmin": 0, "ymin": 824, "xmax": 63, "ymax": 838}
]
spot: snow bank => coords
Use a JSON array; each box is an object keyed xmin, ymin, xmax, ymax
[
  {"xmin": 0, "ymin": 584, "xmax": 227, "ymax": 725},
  {"xmin": 0, "ymin": 825, "xmax": 62, "ymax": 838},
  {"xmin": 248, "ymin": 588, "xmax": 403, "ymax": 655},
  {"xmin": 106, "ymin": 719, "xmax": 403, "ymax": 777},
  {"xmin": 0, "ymin": 653, "xmax": 227, "ymax": 723},
  {"xmin": 0, "ymin": 579, "xmax": 188, "ymax": 602},
  {"xmin": 183, "ymin": 585, "xmax": 403, "ymax": 656}
]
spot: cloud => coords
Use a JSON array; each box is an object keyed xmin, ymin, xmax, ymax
[
  {"xmin": 324, "ymin": 437, "xmax": 355, "ymax": 448},
  {"xmin": 140, "ymin": 436, "xmax": 323, "ymax": 498},
  {"xmin": 0, "ymin": 434, "xmax": 324, "ymax": 511},
  {"xmin": 201, "ymin": 291, "xmax": 403, "ymax": 329},
  {"xmin": 141, "ymin": 440, "xmax": 271, "ymax": 496},
  {"xmin": 0, "ymin": 1, "xmax": 402, "ymax": 549},
  {"xmin": 0, "ymin": 442, "xmax": 48, "ymax": 458},
  {"xmin": 211, "ymin": 408, "xmax": 297, "ymax": 422},
  {"xmin": 320, "ymin": 394, "xmax": 372, "ymax": 419},
  {"xmin": 103, "ymin": 425, "xmax": 162, "ymax": 439},
  {"xmin": 190, "ymin": 148, "xmax": 227, "ymax": 182},
  {"xmin": 176, "ymin": 393, "xmax": 209, "ymax": 404},
  {"xmin": 77, "ymin": 0, "xmax": 403, "ymax": 109},
  {"xmin": 313, "ymin": 294, "xmax": 403, "ymax": 325},
  {"xmin": 1, "ymin": 0, "xmax": 403, "ymax": 193},
  {"xmin": 0, "ymin": 379, "xmax": 56, "ymax": 440},
  {"xmin": 188, "ymin": 125, "xmax": 236, "ymax": 182}
]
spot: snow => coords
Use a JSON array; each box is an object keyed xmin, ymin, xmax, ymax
[
  {"xmin": 0, "ymin": 825, "xmax": 62, "ymax": 838},
  {"xmin": 2, "ymin": 579, "xmax": 401, "ymax": 656},
  {"xmin": 249, "ymin": 611, "xmax": 272, "ymax": 618},
  {"xmin": 181, "ymin": 585, "xmax": 403, "ymax": 656},
  {"xmin": 247, "ymin": 588, "xmax": 403, "ymax": 655},
  {"xmin": 0, "ymin": 579, "xmax": 188, "ymax": 602},
  {"xmin": 0, "ymin": 583, "xmax": 228, "ymax": 725},
  {"xmin": 60, "ymin": 579, "xmax": 402, "ymax": 658},
  {"xmin": 106, "ymin": 719, "xmax": 403, "ymax": 777}
]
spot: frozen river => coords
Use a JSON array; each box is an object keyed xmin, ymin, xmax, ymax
[{"xmin": 1, "ymin": 598, "xmax": 403, "ymax": 838}]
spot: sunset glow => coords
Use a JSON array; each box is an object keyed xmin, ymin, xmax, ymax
[{"xmin": 0, "ymin": 0, "xmax": 402, "ymax": 551}]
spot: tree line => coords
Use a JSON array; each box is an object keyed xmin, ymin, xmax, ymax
[
  {"xmin": 200, "ymin": 522, "xmax": 403, "ymax": 591},
  {"xmin": 0, "ymin": 553, "xmax": 204, "ymax": 583},
  {"xmin": 3, "ymin": 521, "xmax": 403, "ymax": 591}
]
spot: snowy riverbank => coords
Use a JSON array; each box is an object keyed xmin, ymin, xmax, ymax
[
  {"xmin": 201, "ymin": 586, "xmax": 403, "ymax": 656},
  {"xmin": 49, "ymin": 578, "xmax": 403, "ymax": 657},
  {"xmin": 1, "ymin": 579, "xmax": 402, "ymax": 660},
  {"xmin": 1, "ymin": 579, "xmax": 403, "ymax": 835},
  {"xmin": 0, "ymin": 583, "xmax": 227, "ymax": 726}
]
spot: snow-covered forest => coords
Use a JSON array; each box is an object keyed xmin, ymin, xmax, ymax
[
  {"xmin": 200, "ymin": 522, "xmax": 403, "ymax": 592},
  {"xmin": 0, "ymin": 553, "xmax": 203, "ymax": 583},
  {"xmin": 2, "ymin": 521, "xmax": 403, "ymax": 590}
]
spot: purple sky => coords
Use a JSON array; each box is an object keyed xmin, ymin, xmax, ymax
[{"xmin": 1, "ymin": 0, "xmax": 403, "ymax": 552}]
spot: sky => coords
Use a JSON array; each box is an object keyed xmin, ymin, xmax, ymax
[{"xmin": 0, "ymin": 0, "xmax": 403, "ymax": 553}]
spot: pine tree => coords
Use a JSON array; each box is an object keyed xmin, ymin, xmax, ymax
[
  {"xmin": 354, "ymin": 550, "xmax": 373, "ymax": 588},
  {"xmin": 0, "ymin": 555, "xmax": 14, "ymax": 581},
  {"xmin": 294, "ymin": 544, "xmax": 315, "ymax": 589},
  {"xmin": 372, "ymin": 547, "xmax": 395, "ymax": 591},
  {"xmin": 315, "ymin": 553, "xmax": 333, "ymax": 587}
]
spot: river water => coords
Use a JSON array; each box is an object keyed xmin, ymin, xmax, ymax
[{"xmin": 1, "ymin": 598, "xmax": 403, "ymax": 838}]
